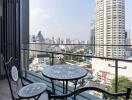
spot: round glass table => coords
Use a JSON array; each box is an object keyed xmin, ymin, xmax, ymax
[
  {"xmin": 42, "ymin": 64, "xmax": 88, "ymax": 94},
  {"xmin": 18, "ymin": 83, "xmax": 47, "ymax": 99}
]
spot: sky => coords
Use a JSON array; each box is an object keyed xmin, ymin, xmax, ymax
[{"xmin": 30, "ymin": 0, "xmax": 132, "ymax": 41}]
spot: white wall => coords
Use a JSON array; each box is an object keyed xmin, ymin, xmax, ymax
[{"xmin": 92, "ymin": 58, "xmax": 132, "ymax": 78}]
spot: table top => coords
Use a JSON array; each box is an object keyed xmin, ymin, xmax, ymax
[
  {"xmin": 42, "ymin": 64, "xmax": 88, "ymax": 81},
  {"xmin": 18, "ymin": 83, "xmax": 47, "ymax": 98}
]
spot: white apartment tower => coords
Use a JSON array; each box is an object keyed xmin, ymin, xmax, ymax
[{"xmin": 95, "ymin": 0, "xmax": 125, "ymax": 58}]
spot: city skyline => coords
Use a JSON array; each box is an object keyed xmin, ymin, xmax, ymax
[
  {"xmin": 30, "ymin": 0, "xmax": 132, "ymax": 41},
  {"xmin": 30, "ymin": 31, "xmax": 88, "ymax": 44}
]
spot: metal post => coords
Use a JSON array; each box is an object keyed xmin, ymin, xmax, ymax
[
  {"xmin": 63, "ymin": 81, "xmax": 65, "ymax": 94},
  {"xmin": 73, "ymin": 80, "xmax": 78, "ymax": 99},
  {"xmin": 115, "ymin": 59, "xmax": 118, "ymax": 93},
  {"xmin": 51, "ymin": 53, "xmax": 54, "ymax": 65},
  {"xmin": 66, "ymin": 80, "xmax": 68, "ymax": 94}
]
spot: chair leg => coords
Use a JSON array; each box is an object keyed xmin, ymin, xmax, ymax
[{"xmin": 51, "ymin": 80, "xmax": 55, "ymax": 94}]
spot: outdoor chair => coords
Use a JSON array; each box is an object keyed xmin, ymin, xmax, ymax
[
  {"xmin": 47, "ymin": 86, "xmax": 131, "ymax": 100},
  {"xmin": 4, "ymin": 57, "xmax": 47, "ymax": 100}
]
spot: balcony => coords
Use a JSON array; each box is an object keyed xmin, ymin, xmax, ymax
[
  {"xmin": 17, "ymin": 43, "xmax": 132, "ymax": 99},
  {"xmin": 0, "ymin": 0, "xmax": 132, "ymax": 99},
  {"xmin": 0, "ymin": 43, "xmax": 132, "ymax": 99}
]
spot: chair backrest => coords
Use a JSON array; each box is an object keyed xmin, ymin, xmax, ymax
[
  {"xmin": 48, "ymin": 87, "xmax": 131, "ymax": 100},
  {"xmin": 4, "ymin": 57, "xmax": 23, "ymax": 100}
]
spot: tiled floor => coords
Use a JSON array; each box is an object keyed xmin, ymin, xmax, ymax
[
  {"xmin": 0, "ymin": 79, "xmax": 48, "ymax": 100},
  {"xmin": 0, "ymin": 79, "xmax": 11, "ymax": 100}
]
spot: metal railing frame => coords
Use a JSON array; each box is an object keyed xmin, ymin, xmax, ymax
[{"xmin": 21, "ymin": 43, "xmax": 132, "ymax": 93}]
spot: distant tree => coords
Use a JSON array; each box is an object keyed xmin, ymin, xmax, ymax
[
  {"xmin": 84, "ymin": 48, "xmax": 90, "ymax": 52},
  {"xmin": 60, "ymin": 58, "xmax": 66, "ymax": 64},
  {"xmin": 87, "ymin": 64, "xmax": 92, "ymax": 69},
  {"xmin": 108, "ymin": 76, "xmax": 132, "ymax": 99},
  {"xmin": 72, "ymin": 56, "xmax": 84, "ymax": 62},
  {"xmin": 35, "ymin": 70, "xmax": 42, "ymax": 74},
  {"xmin": 64, "ymin": 55, "xmax": 70, "ymax": 60}
]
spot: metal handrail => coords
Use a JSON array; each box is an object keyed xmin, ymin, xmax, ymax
[
  {"xmin": 21, "ymin": 48, "xmax": 132, "ymax": 93},
  {"xmin": 21, "ymin": 48, "xmax": 132, "ymax": 62},
  {"xmin": 23, "ymin": 42, "xmax": 132, "ymax": 46}
]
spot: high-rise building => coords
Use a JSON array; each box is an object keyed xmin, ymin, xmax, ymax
[
  {"xmin": 90, "ymin": 20, "xmax": 95, "ymax": 53},
  {"xmin": 36, "ymin": 31, "xmax": 44, "ymax": 42},
  {"xmin": 61, "ymin": 40, "xmax": 64, "ymax": 44},
  {"xmin": 52, "ymin": 37, "xmax": 55, "ymax": 44},
  {"xmin": 66, "ymin": 38, "xmax": 71, "ymax": 44},
  {"xmin": 125, "ymin": 30, "xmax": 131, "ymax": 46},
  {"xmin": 31, "ymin": 35, "xmax": 36, "ymax": 42},
  {"xmin": 95, "ymin": 0, "xmax": 125, "ymax": 58},
  {"xmin": 56, "ymin": 37, "xmax": 61, "ymax": 44}
]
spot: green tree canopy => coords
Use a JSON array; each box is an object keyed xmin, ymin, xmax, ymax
[{"xmin": 108, "ymin": 76, "xmax": 132, "ymax": 93}]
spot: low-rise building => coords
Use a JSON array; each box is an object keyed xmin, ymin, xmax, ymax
[{"xmin": 92, "ymin": 58, "xmax": 132, "ymax": 84}]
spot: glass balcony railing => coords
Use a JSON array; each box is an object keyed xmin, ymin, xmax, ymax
[{"xmin": 21, "ymin": 43, "xmax": 132, "ymax": 99}]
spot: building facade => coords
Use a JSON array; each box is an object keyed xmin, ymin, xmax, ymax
[{"xmin": 95, "ymin": 0, "xmax": 125, "ymax": 58}]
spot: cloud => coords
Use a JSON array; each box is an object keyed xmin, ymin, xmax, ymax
[{"xmin": 30, "ymin": 8, "xmax": 51, "ymax": 19}]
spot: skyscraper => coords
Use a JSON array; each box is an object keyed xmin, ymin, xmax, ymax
[
  {"xmin": 95, "ymin": 0, "xmax": 125, "ymax": 58},
  {"xmin": 56, "ymin": 37, "xmax": 61, "ymax": 44},
  {"xmin": 90, "ymin": 20, "xmax": 95, "ymax": 53},
  {"xmin": 36, "ymin": 31, "xmax": 44, "ymax": 42}
]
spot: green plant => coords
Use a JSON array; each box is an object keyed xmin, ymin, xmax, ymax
[
  {"xmin": 108, "ymin": 76, "xmax": 132, "ymax": 99},
  {"xmin": 108, "ymin": 76, "xmax": 132, "ymax": 92}
]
